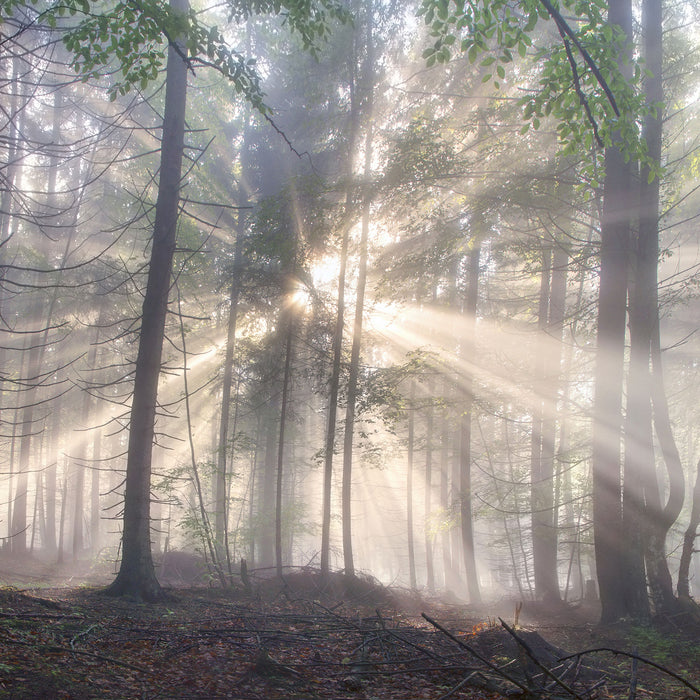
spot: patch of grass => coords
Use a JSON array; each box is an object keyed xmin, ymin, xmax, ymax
[{"xmin": 626, "ymin": 624, "xmax": 676, "ymax": 663}]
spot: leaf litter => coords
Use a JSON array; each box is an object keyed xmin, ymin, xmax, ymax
[{"xmin": 0, "ymin": 570, "xmax": 698, "ymax": 699}]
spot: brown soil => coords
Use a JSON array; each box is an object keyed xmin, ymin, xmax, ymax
[{"xmin": 0, "ymin": 556, "xmax": 698, "ymax": 699}]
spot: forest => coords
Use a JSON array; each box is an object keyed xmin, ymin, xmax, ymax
[{"xmin": 1, "ymin": 0, "xmax": 700, "ymax": 696}]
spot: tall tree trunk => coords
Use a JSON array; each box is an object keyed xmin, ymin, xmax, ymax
[
  {"xmin": 641, "ymin": 0, "xmax": 684, "ymax": 613},
  {"xmin": 275, "ymin": 324, "xmax": 294, "ymax": 578},
  {"xmin": 531, "ymin": 243, "xmax": 561, "ymax": 602},
  {"xmin": 215, "ymin": 232, "xmax": 244, "ymax": 553},
  {"xmin": 105, "ymin": 0, "xmax": 189, "ymax": 601},
  {"xmin": 90, "ymin": 405, "xmax": 102, "ymax": 555},
  {"xmin": 72, "ymin": 325, "xmax": 102, "ymax": 561},
  {"xmin": 12, "ymin": 305, "xmax": 42, "ymax": 554},
  {"xmin": 541, "ymin": 243, "xmax": 567, "ymax": 600},
  {"xmin": 44, "ymin": 395, "xmax": 61, "ymax": 554},
  {"xmin": 424, "ymin": 383, "xmax": 435, "ymax": 592},
  {"xmin": 341, "ymin": 136, "xmax": 372, "ymax": 579},
  {"xmin": 406, "ymin": 382, "xmax": 417, "ymax": 590},
  {"xmin": 259, "ymin": 401, "xmax": 278, "ymax": 568},
  {"xmin": 591, "ymin": 0, "xmax": 634, "ymax": 623},
  {"xmin": 341, "ymin": 4, "xmax": 374, "ymax": 578},
  {"xmin": 460, "ymin": 246, "xmax": 481, "ymax": 604},
  {"xmin": 440, "ymin": 413, "xmax": 452, "ymax": 590},
  {"xmin": 320, "ymin": 31, "xmax": 360, "ymax": 581},
  {"xmin": 215, "ymin": 100, "xmax": 251, "ymax": 556},
  {"xmin": 678, "ymin": 460, "xmax": 700, "ymax": 599}
]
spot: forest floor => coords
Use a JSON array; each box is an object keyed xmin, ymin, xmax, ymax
[{"xmin": 0, "ymin": 555, "xmax": 699, "ymax": 699}]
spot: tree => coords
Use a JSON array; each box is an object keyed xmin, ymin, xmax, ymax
[
  {"xmin": 105, "ymin": 0, "xmax": 190, "ymax": 601},
  {"xmin": 341, "ymin": 0, "xmax": 375, "ymax": 578},
  {"xmin": 418, "ymin": 0, "xmax": 667, "ymax": 622},
  {"xmin": 460, "ymin": 245, "xmax": 482, "ymax": 604},
  {"xmin": 637, "ymin": 0, "xmax": 684, "ymax": 614}
]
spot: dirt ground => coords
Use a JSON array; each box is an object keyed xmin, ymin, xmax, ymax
[{"xmin": 0, "ymin": 555, "xmax": 698, "ymax": 699}]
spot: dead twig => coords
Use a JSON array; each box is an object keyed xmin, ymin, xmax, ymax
[
  {"xmin": 628, "ymin": 648, "xmax": 638, "ymax": 700},
  {"xmin": 499, "ymin": 617, "xmax": 586, "ymax": 700},
  {"xmin": 1, "ymin": 635, "xmax": 149, "ymax": 673},
  {"xmin": 421, "ymin": 613, "xmax": 532, "ymax": 695},
  {"xmin": 558, "ymin": 647, "xmax": 700, "ymax": 697}
]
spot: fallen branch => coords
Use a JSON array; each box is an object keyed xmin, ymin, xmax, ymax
[
  {"xmin": 1, "ymin": 635, "xmax": 149, "ymax": 673},
  {"xmin": 559, "ymin": 647, "xmax": 700, "ymax": 697},
  {"xmin": 421, "ymin": 613, "xmax": 531, "ymax": 695},
  {"xmin": 499, "ymin": 618, "xmax": 586, "ymax": 700}
]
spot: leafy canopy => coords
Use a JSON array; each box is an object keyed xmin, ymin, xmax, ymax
[
  {"xmin": 1, "ymin": 0, "xmax": 349, "ymax": 104},
  {"xmin": 418, "ymin": 0, "xmax": 660, "ymax": 179}
]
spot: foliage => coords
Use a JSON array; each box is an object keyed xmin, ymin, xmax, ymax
[
  {"xmin": 2, "ymin": 0, "xmax": 350, "ymax": 104},
  {"xmin": 418, "ymin": 0, "xmax": 659, "ymax": 180}
]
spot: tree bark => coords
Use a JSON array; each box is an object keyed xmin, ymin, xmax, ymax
[
  {"xmin": 460, "ymin": 245, "xmax": 481, "ymax": 604},
  {"xmin": 424, "ymin": 381, "xmax": 435, "ymax": 592},
  {"xmin": 641, "ymin": 0, "xmax": 684, "ymax": 614},
  {"xmin": 215, "ymin": 232, "xmax": 244, "ymax": 553},
  {"xmin": 341, "ymin": 131, "xmax": 372, "ymax": 579},
  {"xmin": 215, "ymin": 101, "xmax": 251, "ymax": 557},
  {"xmin": 341, "ymin": 3, "xmax": 374, "ymax": 578},
  {"xmin": 275, "ymin": 323, "xmax": 294, "ymax": 578},
  {"xmin": 678, "ymin": 460, "xmax": 700, "ymax": 599},
  {"xmin": 531, "ymin": 243, "xmax": 561, "ymax": 602},
  {"xmin": 105, "ymin": 0, "xmax": 188, "ymax": 601},
  {"xmin": 320, "ymin": 49, "xmax": 358, "ymax": 579},
  {"xmin": 591, "ymin": 0, "xmax": 634, "ymax": 624},
  {"xmin": 406, "ymin": 382, "xmax": 417, "ymax": 590}
]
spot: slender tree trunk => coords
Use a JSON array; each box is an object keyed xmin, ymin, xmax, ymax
[
  {"xmin": 57, "ymin": 465, "xmax": 68, "ymax": 565},
  {"xmin": 320, "ymin": 35, "xmax": 359, "ymax": 581},
  {"xmin": 275, "ymin": 324, "xmax": 294, "ymax": 578},
  {"xmin": 44, "ymin": 396, "xmax": 61, "ymax": 554},
  {"xmin": 591, "ymin": 0, "xmax": 634, "ymax": 623},
  {"xmin": 623, "ymin": 184, "xmax": 655, "ymax": 619},
  {"xmin": 460, "ymin": 246, "xmax": 481, "ymax": 604},
  {"xmin": 440, "ymin": 415, "xmax": 451, "ymax": 590},
  {"xmin": 12, "ymin": 311, "xmax": 42, "ymax": 554},
  {"xmin": 90, "ymin": 394, "xmax": 103, "ymax": 555},
  {"xmin": 406, "ymin": 382, "xmax": 417, "ymax": 590},
  {"xmin": 541, "ymin": 244, "xmax": 567, "ymax": 600},
  {"xmin": 178, "ymin": 290, "xmax": 227, "ymax": 586},
  {"xmin": 531, "ymin": 243, "xmax": 561, "ymax": 602},
  {"xmin": 105, "ymin": 0, "xmax": 189, "ymax": 601},
  {"xmin": 641, "ymin": 0, "xmax": 684, "ymax": 614},
  {"xmin": 215, "ymin": 102, "xmax": 251, "ymax": 554},
  {"xmin": 341, "ymin": 7, "xmax": 374, "ymax": 577},
  {"xmin": 215, "ymin": 235, "xmax": 244, "ymax": 552},
  {"xmin": 341, "ymin": 147, "xmax": 372, "ymax": 578},
  {"xmin": 72, "ymin": 325, "xmax": 102, "ymax": 561},
  {"xmin": 424, "ymin": 384, "xmax": 435, "ymax": 592},
  {"xmin": 678, "ymin": 460, "xmax": 700, "ymax": 599},
  {"xmin": 259, "ymin": 403, "xmax": 277, "ymax": 568}
]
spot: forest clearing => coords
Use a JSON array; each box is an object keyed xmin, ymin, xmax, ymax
[{"xmin": 0, "ymin": 559, "xmax": 699, "ymax": 699}]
